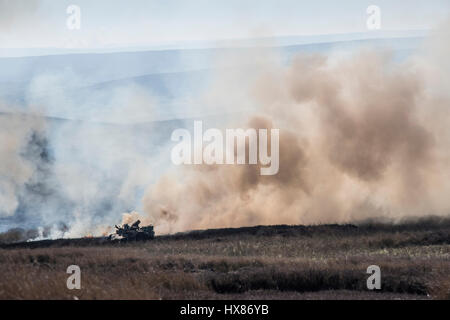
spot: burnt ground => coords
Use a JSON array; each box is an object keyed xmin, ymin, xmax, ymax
[{"xmin": 2, "ymin": 218, "xmax": 450, "ymax": 249}]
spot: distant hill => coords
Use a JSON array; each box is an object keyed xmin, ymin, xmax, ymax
[
  {"xmin": 0, "ymin": 36, "xmax": 423, "ymax": 85},
  {"xmin": 0, "ymin": 36, "xmax": 424, "ymax": 121}
]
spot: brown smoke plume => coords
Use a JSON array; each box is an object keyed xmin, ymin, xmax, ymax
[{"xmin": 128, "ymin": 22, "xmax": 450, "ymax": 234}]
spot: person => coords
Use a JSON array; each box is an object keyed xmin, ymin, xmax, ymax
[{"xmin": 131, "ymin": 220, "xmax": 141, "ymax": 230}]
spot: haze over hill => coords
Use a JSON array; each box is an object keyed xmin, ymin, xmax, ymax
[{"xmin": 0, "ymin": 34, "xmax": 423, "ymax": 121}]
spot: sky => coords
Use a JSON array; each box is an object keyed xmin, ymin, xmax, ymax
[{"xmin": 0, "ymin": 0, "xmax": 449, "ymax": 49}]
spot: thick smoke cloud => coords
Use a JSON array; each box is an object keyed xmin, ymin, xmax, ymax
[
  {"xmin": 137, "ymin": 22, "xmax": 450, "ymax": 234},
  {"xmin": 1, "ymin": 20, "xmax": 450, "ymax": 239},
  {"xmin": 0, "ymin": 81, "xmax": 165, "ymax": 238},
  {"xmin": 0, "ymin": 113, "xmax": 45, "ymax": 217}
]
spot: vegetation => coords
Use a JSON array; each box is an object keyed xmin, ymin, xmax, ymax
[{"xmin": 0, "ymin": 218, "xmax": 449, "ymax": 299}]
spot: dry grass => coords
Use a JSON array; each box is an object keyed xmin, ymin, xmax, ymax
[{"xmin": 0, "ymin": 221, "xmax": 449, "ymax": 300}]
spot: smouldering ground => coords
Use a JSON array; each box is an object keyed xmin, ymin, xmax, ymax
[{"xmin": 0, "ymin": 220, "xmax": 449, "ymax": 299}]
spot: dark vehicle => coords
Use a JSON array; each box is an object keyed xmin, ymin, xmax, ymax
[{"xmin": 110, "ymin": 220, "xmax": 155, "ymax": 241}]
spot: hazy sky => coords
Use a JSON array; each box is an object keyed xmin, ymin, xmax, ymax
[{"xmin": 0, "ymin": 0, "xmax": 449, "ymax": 48}]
